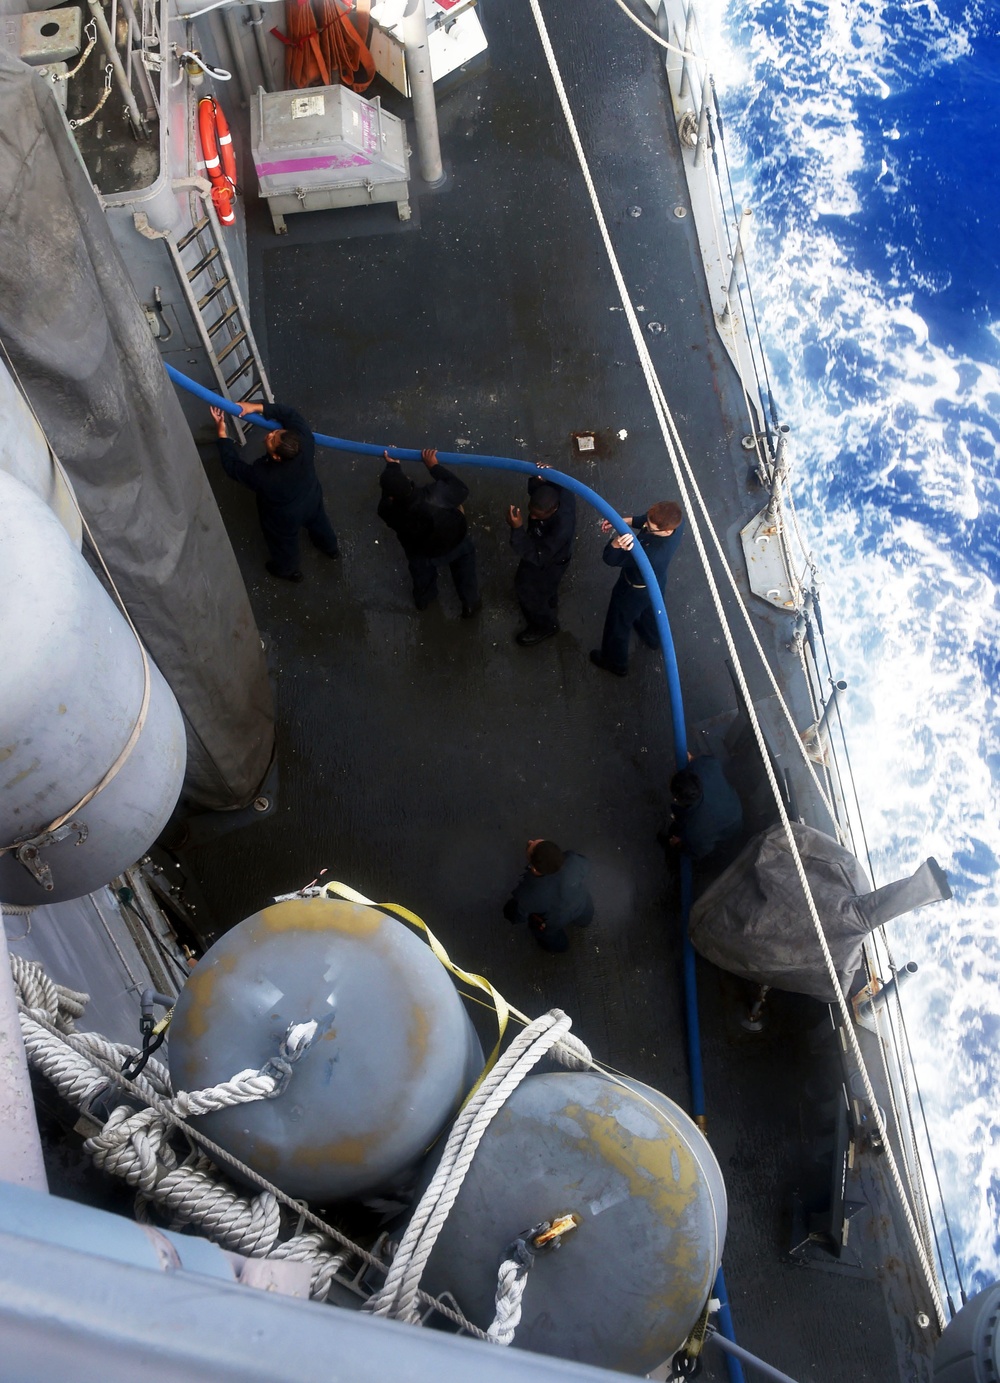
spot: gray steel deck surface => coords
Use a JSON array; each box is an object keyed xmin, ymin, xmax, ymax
[{"xmin": 183, "ymin": 3, "xmax": 908, "ymax": 1378}]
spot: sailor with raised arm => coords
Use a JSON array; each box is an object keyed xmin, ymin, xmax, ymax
[
  {"xmin": 590, "ymin": 500, "xmax": 684, "ymax": 677},
  {"xmin": 378, "ymin": 447, "xmax": 481, "ymax": 618},
  {"xmin": 210, "ymin": 400, "xmax": 339, "ymax": 583}
]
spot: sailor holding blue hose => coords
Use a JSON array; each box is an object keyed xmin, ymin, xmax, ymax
[
  {"xmin": 590, "ymin": 501, "xmax": 685, "ymax": 677},
  {"xmin": 210, "ymin": 401, "xmax": 339, "ymax": 583}
]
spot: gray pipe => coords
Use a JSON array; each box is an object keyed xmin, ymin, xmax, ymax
[
  {"xmin": 248, "ymin": 4, "xmax": 272, "ymax": 92},
  {"xmin": 708, "ymin": 1331, "xmax": 805, "ymax": 1383},
  {"xmin": 86, "ymin": 0, "xmax": 146, "ymax": 136},
  {"xmin": 857, "ymin": 961, "xmax": 919, "ymax": 1021},
  {"xmin": 403, "ymin": 0, "xmax": 444, "ymax": 187},
  {"xmin": 220, "ymin": 6, "xmax": 252, "ymax": 107},
  {"xmin": 118, "ymin": 0, "xmax": 158, "ymax": 119}
]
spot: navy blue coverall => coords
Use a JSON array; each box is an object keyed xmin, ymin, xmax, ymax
[
  {"xmin": 510, "ymin": 478, "xmax": 577, "ymax": 634},
  {"xmin": 504, "ymin": 851, "xmax": 594, "ymax": 953},
  {"xmin": 671, "ymin": 755, "xmax": 744, "ymax": 861},
  {"xmin": 598, "ymin": 514, "xmax": 685, "ymax": 672},
  {"xmin": 378, "ymin": 459, "xmax": 479, "ymax": 611},
  {"xmin": 216, "ymin": 403, "xmax": 338, "ymax": 577}
]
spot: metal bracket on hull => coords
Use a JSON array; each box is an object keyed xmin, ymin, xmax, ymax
[{"xmin": 14, "ymin": 820, "xmax": 89, "ymax": 893}]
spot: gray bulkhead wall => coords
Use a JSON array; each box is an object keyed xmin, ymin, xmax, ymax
[{"xmin": 0, "ymin": 54, "xmax": 274, "ymax": 811}]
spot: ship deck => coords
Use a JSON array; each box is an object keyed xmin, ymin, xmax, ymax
[{"xmin": 181, "ymin": 2, "xmax": 916, "ymax": 1378}]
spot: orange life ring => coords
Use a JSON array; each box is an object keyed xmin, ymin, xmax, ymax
[{"xmin": 198, "ymin": 96, "xmax": 237, "ymax": 226}]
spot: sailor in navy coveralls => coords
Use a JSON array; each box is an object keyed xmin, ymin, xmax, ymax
[
  {"xmin": 666, "ymin": 755, "xmax": 744, "ymax": 863},
  {"xmin": 505, "ymin": 475, "xmax": 577, "ymax": 645},
  {"xmin": 210, "ymin": 400, "xmax": 338, "ymax": 582},
  {"xmin": 503, "ymin": 839, "xmax": 594, "ymax": 954},
  {"xmin": 590, "ymin": 501, "xmax": 684, "ymax": 676},
  {"xmin": 378, "ymin": 448, "xmax": 481, "ymax": 616}
]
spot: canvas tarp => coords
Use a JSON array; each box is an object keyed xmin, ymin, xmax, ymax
[
  {"xmin": 689, "ymin": 822, "xmax": 951, "ymax": 1002},
  {"xmin": 688, "ymin": 821, "xmax": 878, "ymax": 1003},
  {"xmin": 0, "ymin": 55, "xmax": 274, "ymax": 810}
]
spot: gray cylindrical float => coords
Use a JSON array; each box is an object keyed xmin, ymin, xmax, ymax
[
  {"xmin": 0, "ymin": 355, "xmax": 81, "ymax": 546},
  {"xmin": 420, "ymin": 1070, "xmax": 726, "ymax": 1374},
  {"xmin": 0, "ymin": 470, "xmax": 186, "ymax": 905},
  {"xmin": 168, "ymin": 897, "xmax": 483, "ymax": 1204}
]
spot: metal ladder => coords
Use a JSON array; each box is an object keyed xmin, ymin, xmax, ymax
[{"xmin": 167, "ymin": 181, "xmax": 272, "ymax": 442}]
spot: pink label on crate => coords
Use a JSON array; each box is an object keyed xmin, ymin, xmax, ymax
[
  {"xmin": 256, "ymin": 153, "xmax": 373, "ymax": 176},
  {"xmin": 359, "ymin": 102, "xmax": 378, "ymax": 153}
]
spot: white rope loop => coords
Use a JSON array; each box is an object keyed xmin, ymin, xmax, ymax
[
  {"xmin": 269, "ymin": 1232, "xmax": 350, "ymax": 1301},
  {"xmin": 10, "ymin": 953, "xmax": 88, "ymax": 1030},
  {"xmin": 486, "ymin": 1250, "xmax": 532, "ymax": 1345},
  {"xmin": 367, "ymin": 1009, "xmax": 575, "ymax": 1325}
]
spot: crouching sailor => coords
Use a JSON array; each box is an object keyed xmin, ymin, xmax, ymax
[{"xmin": 503, "ymin": 838, "xmax": 594, "ymax": 953}]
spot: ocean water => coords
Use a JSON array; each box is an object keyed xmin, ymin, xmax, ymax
[{"xmin": 696, "ymin": 0, "xmax": 1000, "ymax": 1297}]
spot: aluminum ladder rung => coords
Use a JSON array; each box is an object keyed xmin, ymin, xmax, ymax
[
  {"xmin": 197, "ymin": 278, "xmax": 231, "ymax": 311},
  {"xmin": 216, "ymin": 330, "xmax": 249, "ymax": 364},
  {"xmin": 167, "ymin": 183, "xmax": 272, "ymax": 433},
  {"xmin": 175, "ymin": 217, "xmax": 211, "ymax": 252},
  {"xmin": 187, "ymin": 245, "xmax": 222, "ymax": 281},
  {"xmin": 225, "ymin": 358, "xmax": 255, "ymax": 389},
  {"xmin": 207, "ymin": 303, "xmax": 241, "ymax": 337}
]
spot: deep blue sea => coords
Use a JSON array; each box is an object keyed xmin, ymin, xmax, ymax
[{"xmin": 699, "ymin": 0, "xmax": 1000, "ymax": 1298}]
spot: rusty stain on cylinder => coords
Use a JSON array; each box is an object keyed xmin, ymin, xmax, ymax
[
  {"xmin": 255, "ymin": 898, "xmax": 382, "ymax": 935},
  {"xmin": 177, "ymin": 946, "xmax": 240, "ymax": 1044}
]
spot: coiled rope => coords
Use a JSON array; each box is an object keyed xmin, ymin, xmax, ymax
[{"xmin": 10, "ymin": 954, "xmax": 376, "ymax": 1300}]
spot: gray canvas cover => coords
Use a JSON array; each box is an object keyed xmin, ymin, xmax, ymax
[
  {"xmin": 0, "ymin": 55, "xmax": 273, "ymax": 809},
  {"xmin": 688, "ymin": 822, "xmax": 877, "ymax": 1003}
]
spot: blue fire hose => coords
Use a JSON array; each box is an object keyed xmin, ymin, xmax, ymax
[{"xmin": 167, "ymin": 364, "xmax": 742, "ymax": 1380}]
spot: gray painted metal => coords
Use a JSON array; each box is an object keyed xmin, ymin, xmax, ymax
[
  {"xmin": 934, "ymin": 1284, "xmax": 1000, "ymax": 1382},
  {"xmin": 0, "ymin": 470, "xmax": 186, "ymax": 906},
  {"xmin": 0, "ymin": 54, "xmax": 275, "ymax": 811},
  {"xmin": 4, "ymin": 886, "xmax": 188, "ymax": 1047},
  {"xmin": 0, "ymin": 354, "xmax": 80, "ymax": 546},
  {"xmin": 251, "ymin": 85, "xmax": 410, "ymax": 231},
  {"xmin": 169, "ymin": 897, "xmax": 483, "ymax": 1202},
  {"xmin": 0, "ymin": 1201, "xmax": 628, "ymax": 1383},
  {"xmin": 421, "ymin": 1070, "xmax": 726, "ymax": 1373},
  {"xmin": 403, "ymin": 0, "xmax": 443, "ymax": 186},
  {"xmin": 0, "ymin": 1180, "xmax": 238, "ymax": 1280},
  {"xmin": 0, "ymin": 919, "xmax": 47, "ymax": 1190}
]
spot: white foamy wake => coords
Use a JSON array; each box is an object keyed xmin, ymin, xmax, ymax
[{"xmin": 693, "ymin": 0, "xmax": 1000, "ymax": 1292}]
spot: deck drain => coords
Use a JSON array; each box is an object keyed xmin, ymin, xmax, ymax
[{"xmin": 647, "ymin": 321, "xmax": 665, "ymax": 335}]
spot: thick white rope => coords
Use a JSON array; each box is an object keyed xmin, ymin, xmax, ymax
[
  {"xmin": 269, "ymin": 1232, "xmax": 351, "ymax": 1302},
  {"xmin": 527, "ymin": 0, "xmax": 945, "ymax": 1328},
  {"xmin": 367, "ymin": 1009, "xmax": 590, "ymax": 1324},
  {"xmin": 487, "ymin": 1251, "xmax": 532, "ymax": 1345},
  {"xmin": 9, "ymin": 952, "xmax": 88, "ymax": 1030},
  {"xmin": 607, "ymin": 0, "xmax": 700, "ymax": 58},
  {"xmin": 9, "ymin": 954, "xmax": 487, "ymax": 1334}
]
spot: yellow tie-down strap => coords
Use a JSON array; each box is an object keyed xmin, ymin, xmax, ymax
[{"xmin": 319, "ymin": 880, "xmax": 524, "ymax": 1081}]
